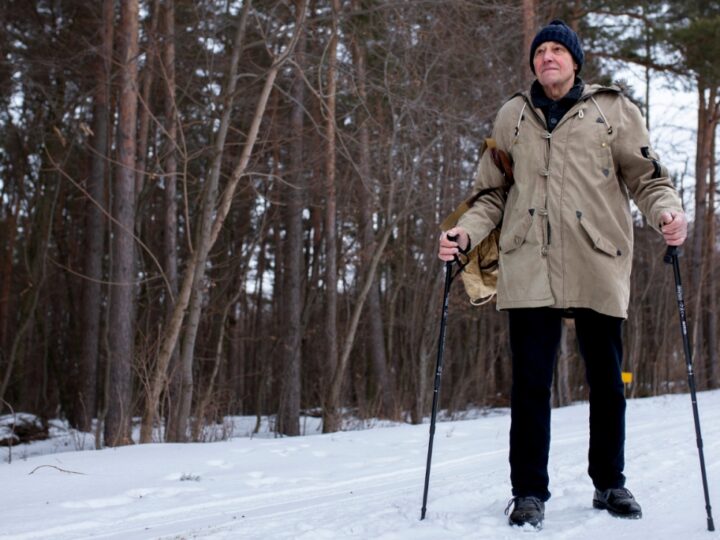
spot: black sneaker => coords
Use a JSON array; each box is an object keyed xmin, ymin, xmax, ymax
[
  {"xmin": 593, "ymin": 487, "xmax": 642, "ymax": 519},
  {"xmin": 505, "ymin": 496, "xmax": 545, "ymax": 529}
]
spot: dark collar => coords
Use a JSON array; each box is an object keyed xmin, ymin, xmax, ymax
[{"xmin": 531, "ymin": 77, "xmax": 584, "ymax": 108}]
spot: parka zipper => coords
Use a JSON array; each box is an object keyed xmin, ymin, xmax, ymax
[{"xmin": 539, "ymin": 115, "xmax": 552, "ymax": 258}]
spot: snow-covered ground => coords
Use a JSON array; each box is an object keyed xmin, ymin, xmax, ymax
[{"xmin": 1, "ymin": 391, "xmax": 719, "ymax": 540}]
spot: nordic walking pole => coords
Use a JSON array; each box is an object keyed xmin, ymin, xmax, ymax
[
  {"xmin": 664, "ymin": 245, "xmax": 715, "ymax": 532},
  {"xmin": 421, "ymin": 235, "xmax": 461, "ymax": 520}
]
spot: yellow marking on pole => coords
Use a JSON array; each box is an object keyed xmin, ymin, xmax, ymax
[{"xmin": 621, "ymin": 372, "xmax": 633, "ymax": 384}]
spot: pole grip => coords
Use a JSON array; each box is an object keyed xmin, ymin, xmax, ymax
[
  {"xmin": 664, "ymin": 245, "xmax": 678, "ymax": 264},
  {"xmin": 445, "ymin": 233, "xmax": 461, "ymax": 268}
]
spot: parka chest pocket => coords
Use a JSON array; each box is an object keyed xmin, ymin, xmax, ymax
[
  {"xmin": 499, "ymin": 211, "xmax": 534, "ymax": 254},
  {"xmin": 595, "ymin": 121, "xmax": 616, "ymax": 159}
]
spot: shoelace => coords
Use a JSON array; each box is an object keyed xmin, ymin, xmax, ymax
[{"xmin": 504, "ymin": 498, "xmax": 515, "ymax": 516}]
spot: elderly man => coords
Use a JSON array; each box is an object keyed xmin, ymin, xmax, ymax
[{"xmin": 438, "ymin": 20, "xmax": 687, "ymax": 529}]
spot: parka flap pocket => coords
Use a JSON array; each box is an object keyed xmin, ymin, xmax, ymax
[
  {"xmin": 577, "ymin": 214, "xmax": 620, "ymax": 257},
  {"xmin": 499, "ymin": 211, "xmax": 534, "ymax": 254}
]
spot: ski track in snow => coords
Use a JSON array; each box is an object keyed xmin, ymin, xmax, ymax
[{"xmin": 1, "ymin": 392, "xmax": 719, "ymax": 540}]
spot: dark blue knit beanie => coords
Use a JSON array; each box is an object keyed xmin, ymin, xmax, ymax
[{"xmin": 529, "ymin": 19, "xmax": 584, "ymax": 74}]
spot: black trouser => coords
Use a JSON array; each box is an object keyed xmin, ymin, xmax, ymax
[{"xmin": 508, "ymin": 308, "xmax": 626, "ymax": 501}]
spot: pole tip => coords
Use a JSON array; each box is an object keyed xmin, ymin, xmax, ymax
[{"xmin": 708, "ymin": 516, "xmax": 715, "ymax": 531}]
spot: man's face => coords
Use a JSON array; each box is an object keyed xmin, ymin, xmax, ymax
[{"xmin": 533, "ymin": 41, "xmax": 577, "ymax": 90}]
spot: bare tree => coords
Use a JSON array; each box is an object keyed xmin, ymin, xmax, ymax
[
  {"xmin": 140, "ymin": 1, "xmax": 252, "ymax": 443},
  {"xmin": 277, "ymin": 24, "xmax": 307, "ymax": 437},
  {"xmin": 159, "ymin": 0, "xmax": 182, "ymax": 442},
  {"xmin": 77, "ymin": 0, "xmax": 114, "ymax": 433},
  {"xmin": 321, "ymin": 0, "xmax": 341, "ymax": 434},
  {"xmin": 350, "ymin": 1, "xmax": 395, "ymax": 418},
  {"xmin": 141, "ymin": 0, "xmax": 306, "ymax": 443},
  {"xmin": 706, "ymin": 127, "xmax": 718, "ymax": 387},
  {"xmin": 522, "ymin": 0, "xmax": 537, "ymax": 86},
  {"xmin": 3, "ymin": 0, "xmax": 715, "ymax": 436},
  {"xmin": 105, "ymin": 0, "xmax": 140, "ymax": 447},
  {"xmin": 690, "ymin": 83, "xmax": 719, "ymax": 384},
  {"xmin": 697, "ymin": 86, "xmax": 720, "ymax": 387},
  {"xmin": 135, "ymin": 0, "xmax": 160, "ymax": 198}
]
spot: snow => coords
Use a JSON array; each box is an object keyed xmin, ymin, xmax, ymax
[{"xmin": 2, "ymin": 391, "xmax": 719, "ymax": 540}]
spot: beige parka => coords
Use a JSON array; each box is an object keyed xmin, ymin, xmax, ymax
[{"xmin": 457, "ymin": 83, "xmax": 683, "ymax": 318}]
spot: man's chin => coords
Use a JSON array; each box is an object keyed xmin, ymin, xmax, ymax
[
  {"xmin": 539, "ymin": 70, "xmax": 559, "ymax": 80},
  {"xmin": 539, "ymin": 77, "xmax": 559, "ymax": 86}
]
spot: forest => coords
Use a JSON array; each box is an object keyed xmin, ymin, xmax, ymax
[{"xmin": 0, "ymin": 0, "xmax": 718, "ymax": 447}]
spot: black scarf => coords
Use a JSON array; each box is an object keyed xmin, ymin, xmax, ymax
[{"xmin": 531, "ymin": 77, "xmax": 584, "ymax": 132}]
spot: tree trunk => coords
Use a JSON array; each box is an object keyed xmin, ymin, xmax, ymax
[
  {"xmin": 329, "ymin": 219, "xmax": 395, "ymax": 425},
  {"xmin": 228, "ymin": 295, "xmax": 245, "ymax": 414},
  {"xmin": 104, "ymin": 0, "xmax": 139, "ymax": 448},
  {"xmin": 192, "ymin": 286, "xmax": 240, "ymax": 441},
  {"xmin": 77, "ymin": 0, "xmax": 114, "ymax": 433},
  {"xmin": 177, "ymin": 0, "xmax": 256, "ymax": 443},
  {"xmin": 277, "ymin": 27, "xmax": 306, "ymax": 437},
  {"xmin": 322, "ymin": 0, "xmax": 341, "ymax": 434},
  {"xmin": 704, "ymin": 88, "xmax": 719, "ymax": 388},
  {"xmin": 252, "ymin": 237, "xmax": 268, "ymax": 427},
  {"xmin": 691, "ymin": 81, "xmax": 713, "ymax": 370},
  {"xmin": 552, "ymin": 319, "xmax": 573, "ymax": 407},
  {"xmin": 350, "ymin": 9, "xmax": 395, "ymax": 418},
  {"xmin": 522, "ymin": 0, "xmax": 537, "ymax": 86},
  {"xmin": 0, "ymin": 197, "xmax": 19, "ymax": 359},
  {"xmin": 644, "ymin": 22, "xmax": 651, "ymax": 130},
  {"xmin": 0, "ymin": 182, "xmax": 59, "ymax": 408},
  {"xmin": 160, "ymin": 0, "xmax": 182, "ymax": 443},
  {"xmin": 135, "ymin": 0, "xmax": 160, "ymax": 199}
]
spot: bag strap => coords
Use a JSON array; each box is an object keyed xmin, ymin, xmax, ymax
[
  {"xmin": 484, "ymin": 138, "xmax": 514, "ymax": 186},
  {"xmin": 439, "ymin": 138, "xmax": 514, "ymax": 232}
]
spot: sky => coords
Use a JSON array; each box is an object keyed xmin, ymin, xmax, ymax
[{"xmin": 1, "ymin": 390, "xmax": 719, "ymax": 539}]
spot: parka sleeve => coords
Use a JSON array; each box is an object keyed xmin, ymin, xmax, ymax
[
  {"xmin": 612, "ymin": 96, "xmax": 683, "ymax": 232},
  {"xmin": 455, "ymin": 156, "xmax": 506, "ymax": 250},
  {"xmin": 456, "ymin": 102, "xmax": 516, "ymax": 249}
]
